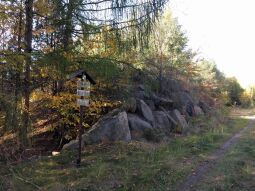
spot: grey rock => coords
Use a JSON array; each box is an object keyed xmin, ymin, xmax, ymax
[
  {"xmin": 145, "ymin": 100, "xmax": 156, "ymax": 111},
  {"xmin": 171, "ymin": 109, "xmax": 188, "ymax": 132},
  {"xmin": 194, "ymin": 105, "xmax": 204, "ymax": 116},
  {"xmin": 62, "ymin": 139, "xmax": 83, "ymax": 151},
  {"xmin": 83, "ymin": 111, "xmax": 131, "ymax": 145},
  {"xmin": 152, "ymin": 94, "xmax": 174, "ymax": 109},
  {"xmin": 158, "ymin": 106, "xmax": 178, "ymax": 126},
  {"xmin": 199, "ymin": 101, "xmax": 211, "ymax": 114},
  {"xmin": 170, "ymin": 91, "xmax": 198, "ymax": 116},
  {"xmin": 166, "ymin": 112, "xmax": 178, "ymax": 126},
  {"xmin": 137, "ymin": 99, "xmax": 154, "ymax": 124},
  {"xmin": 186, "ymin": 101, "xmax": 195, "ymax": 116},
  {"xmin": 137, "ymin": 84, "xmax": 145, "ymax": 91},
  {"xmin": 153, "ymin": 111, "xmax": 174, "ymax": 134},
  {"xmin": 135, "ymin": 90, "xmax": 146, "ymax": 99},
  {"xmin": 127, "ymin": 114, "xmax": 153, "ymax": 140},
  {"xmin": 180, "ymin": 91, "xmax": 195, "ymax": 106}
]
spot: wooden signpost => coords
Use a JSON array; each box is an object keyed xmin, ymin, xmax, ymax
[
  {"xmin": 76, "ymin": 75, "xmax": 90, "ymax": 166},
  {"xmin": 66, "ymin": 70, "xmax": 95, "ymax": 167}
]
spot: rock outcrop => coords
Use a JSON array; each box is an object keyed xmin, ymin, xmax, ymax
[
  {"xmin": 62, "ymin": 81, "xmax": 213, "ymax": 150},
  {"xmin": 199, "ymin": 101, "xmax": 211, "ymax": 114},
  {"xmin": 151, "ymin": 94, "xmax": 174, "ymax": 110},
  {"xmin": 137, "ymin": 99, "xmax": 154, "ymax": 125},
  {"xmin": 171, "ymin": 109, "xmax": 188, "ymax": 132},
  {"xmin": 153, "ymin": 111, "xmax": 174, "ymax": 134},
  {"xmin": 127, "ymin": 114, "xmax": 153, "ymax": 140},
  {"xmin": 194, "ymin": 105, "xmax": 204, "ymax": 116},
  {"xmin": 62, "ymin": 139, "xmax": 83, "ymax": 151},
  {"xmin": 82, "ymin": 111, "xmax": 131, "ymax": 145}
]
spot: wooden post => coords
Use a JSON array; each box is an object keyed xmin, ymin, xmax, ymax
[
  {"xmin": 77, "ymin": 104, "xmax": 84, "ymax": 167},
  {"xmin": 77, "ymin": 76, "xmax": 84, "ymax": 167},
  {"xmin": 66, "ymin": 70, "xmax": 94, "ymax": 167},
  {"xmin": 76, "ymin": 75, "xmax": 90, "ymax": 167}
]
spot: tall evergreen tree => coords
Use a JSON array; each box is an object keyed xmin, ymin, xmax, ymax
[{"xmin": 0, "ymin": 0, "xmax": 169, "ymax": 147}]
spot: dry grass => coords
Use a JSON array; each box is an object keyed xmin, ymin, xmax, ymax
[{"xmin": 229, "ymin": 107, "xmax": 255, "ymax": 117}]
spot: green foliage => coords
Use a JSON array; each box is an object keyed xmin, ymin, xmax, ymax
[
  {"xmin": 194, "ymin": 123, "xmax": 255, "ymax": 190},
  {"xmin": 225, "ymin": 77, "xmax": 244, "ymax": 105},
  {"xmin": 0, "ymin": 0, "xmax": 247, "ymax": 155},
  {"xmin": 0, "ymin": 0, "xmax": 169, "ymax": 144},
  {"xmin": 139, "ymin": 10, "xmax": 195, "ymax": 92},
  {"xmin": 239, "ymin": 86, "xmax": 255, "ymax": 108},
  {"xmin": 0, "ymin": 117, "xmax": 247, "ymax": 190},
  {"xmin": 0, "ymin": 96, "xmax": 20, "ymax": 132}
]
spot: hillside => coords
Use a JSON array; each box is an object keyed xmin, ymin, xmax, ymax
[
  {"xmin": 1, "ymin": 0, "xmax": 255, "ymax": 190},
  {"xmin": 1, "ymin": 110, "xmax": 254, "ymax": 190}
]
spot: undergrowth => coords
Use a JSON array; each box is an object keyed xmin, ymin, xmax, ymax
[{"xmin": 0, "ymin": 117, "xmax": 248, "ymax": 191}]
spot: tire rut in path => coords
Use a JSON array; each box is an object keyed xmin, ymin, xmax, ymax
[{"xmin": 177, "ymin": 118, "xmax": 255, "ymax": 191}]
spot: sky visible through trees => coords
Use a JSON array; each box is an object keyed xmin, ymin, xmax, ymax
[
  {"xmin": 0, "ymin": 0, "xmax": 253, "ymax": 153},
  {"xmin": 170, "ymin": 0, "xmax": 255, "ymax": 88}
]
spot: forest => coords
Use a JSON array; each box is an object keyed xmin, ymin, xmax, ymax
[{"xmin": 1, "ymin": 0, "xmax": 255, "ymax": 190}]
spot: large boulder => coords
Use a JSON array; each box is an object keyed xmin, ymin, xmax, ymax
[
  {"xmin": 135, "ymin": 90, "xmax": 146, "ymax": 99},
  {"xmin": 158, "ymin": 106, "xmax": 178, "ymax": 126},
  {"xmin": 151, "ymin": 94, "xmax": 174, "ymax": 110},
  {"xmin": 194, "ymin": 105, "xmax": 204, "ymax": 116},
  {"xmin": 145, "ymin": 100, "xmax": 156, "ymax": 111},
  {"xmin": 62, "ymin": 139, "xmax": 84, "ymax": 151},
  {"xmin": 186, "ymin": 101, "xmax": 195, "ymax": 116},
  {"xmin": 137, "ymin": 84, "xmax": 145, "ymax": 91},
  {"xmin": 198, "ymin": 101, "xmax": 211, "ymax": 114},
  {"xmin": 180, "ymin": 91, "xmax": 195, "ymax": 105},
  {"xmin": 153, "ymin": 111, "xmax": 174, "ymax": 134},
  {"xmin": 134, "ymin": 85, "xmax": 150, "ymax": 99},
  {"xmin": 171, "ymin": 109, "xmax": 188, "ymax": 133},
  {"xmin": 171, "ymin": 91, "xmax": 197, "ymax": 116},
  {"xmin": 137, "ymin": 100, "xmax": 154, "ymax": 125},
  {"xmin": 166, "ymin": 112, "xmax": 178, "ymax": 127},
  {"xmin": 83, "ymin": 111, "xmax": 131, "ymax": 145},
  {"xmin": 127, "ymin": 114, "xmax": 153, "ymax": 140}
]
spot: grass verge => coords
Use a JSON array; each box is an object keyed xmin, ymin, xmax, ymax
[
  {"xmin": 0, "ymin": 117, "xmax": 248, "ymax": 191},
  {"xmin": 193, "ymin": 123, "xmax": 255, "ymax": 191}
]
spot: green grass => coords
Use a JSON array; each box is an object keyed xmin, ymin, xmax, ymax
[
  {"xmin": 193, "ymin": 123, "xmax": 255, "ymax": 191},
  {"xmin": 0, "ymin": 117, "xmax": 248, "ymax": 191}
]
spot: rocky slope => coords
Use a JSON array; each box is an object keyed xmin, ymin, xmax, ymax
[{"xmin": 63, "ymin": 79, "xmax": 212, "ymax": 150}]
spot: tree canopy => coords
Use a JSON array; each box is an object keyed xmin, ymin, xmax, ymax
[{"xmin": 0, "ymin": 1, "xmax": 247, "ymax": 150}]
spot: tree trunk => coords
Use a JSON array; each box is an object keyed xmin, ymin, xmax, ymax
[
  {"xmin": 21, "ymin": 0, "xmax": 33, "ymax": 148},
  {"xmin": 62, "ymin": 0, "xmax": 76, "ymax": 49},
  {"xmin": 158, "ymin": 47, "xmax": 163, "ymax": 93},
  {"xmin": 14, "ymin": 0, "xmax": 23, "ymax": 132},
  {"xmin": 53, "ymin": 0, "xmax": 76, "ymax": 95}
]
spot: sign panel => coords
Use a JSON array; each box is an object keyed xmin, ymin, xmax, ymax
[
  {"xmin": 77, "ymin": 99, "xmax": 89, "ymax": 106},
  {"xmin": 77, "ymin": 90, "xmax": 90, "ymax": 97},
  {"xmin": 77, "ymin": 81, "xmax": 90, "ymax": 88}
]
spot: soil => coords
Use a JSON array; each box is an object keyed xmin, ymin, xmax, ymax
[{"xmin": 177, "ymin": 117, "xmax": 255, "ymax": 191}]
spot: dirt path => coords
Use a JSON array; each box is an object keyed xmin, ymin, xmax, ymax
[{"xmin": 177, "ymin": 117, "xmax": 255, "ymax": 191}]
